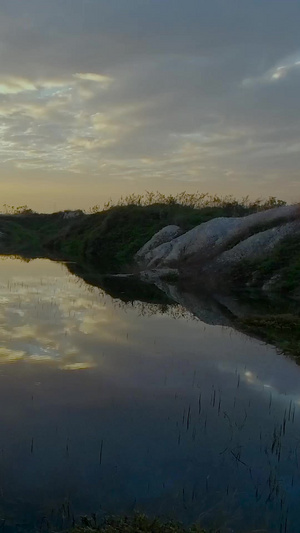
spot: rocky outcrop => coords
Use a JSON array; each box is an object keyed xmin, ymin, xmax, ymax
[
  {"xmin": 209, "ymin": 219, "xmax": 300, "ymax": 270},
  {"xmin": 139, "ymin": 217, "xmax": 238, "ymax": 268},
  {"xmin": 135, "ymin": 225, "xmax": 183, "ymax": 264},
  {"xmin": 62, "ymin": 210, "xmax": 84, "ymax": 219},
  {"xmin": 135, "ymin": 205, "xmax": 300, "ymax": 292},
  {"xmin": 136, "ymin": 205, "xmax": 300, "ymax": 269}
]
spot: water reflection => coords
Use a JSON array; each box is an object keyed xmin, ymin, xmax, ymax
[{"xmin": 0, "ymin": 258, "xmax": 299, "ymax": 532}]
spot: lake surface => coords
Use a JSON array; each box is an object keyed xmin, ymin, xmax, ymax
[{"xmin": 0, "ymin": 257, "xmax": 299, "ymax": 532}]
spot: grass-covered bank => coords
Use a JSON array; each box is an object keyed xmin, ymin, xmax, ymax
[
  {"xmin": 58, "ymin": 514, "xmax": 208, "ymax": 533},
  {"xmin": 0, "ymin": 193, "xmax": 289, "ymax": 272}
]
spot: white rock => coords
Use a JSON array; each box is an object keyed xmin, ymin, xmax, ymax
[
  {"xmin": 135, "ymin": 225, "xmax": 183, "ymax": 263},
  {"xmin": 62, "ymin": 210, "xmax": 83, "ymax": 219},
  {"xmin": 213, "ymin": 220, "xmax": 300, "ymax": 268},
  {"xmin": 137, "ymin": 205, "xmax": 300, "ymax": 269}
]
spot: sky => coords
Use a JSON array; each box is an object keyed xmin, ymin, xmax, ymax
[{"xmin": 0, "ymin": 0, "xmax": 299, "ymax": 212}]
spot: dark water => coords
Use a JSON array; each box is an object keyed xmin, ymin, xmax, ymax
[{"xmin": 0, "ymin": 258, "xmax": 299, "ymax": 532}]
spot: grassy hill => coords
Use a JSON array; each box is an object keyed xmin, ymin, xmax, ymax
[{"xmin": 0, "ymin": 193, "xmax": 287, "ymax": 273}]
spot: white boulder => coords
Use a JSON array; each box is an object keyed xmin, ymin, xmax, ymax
[
  {"xmin": 135, "ymin": 225, "xmax": 183, "ymax": 263},
  {"xmin": 137, "ymin": 205, "xmax": 300, "ymax": 269}
]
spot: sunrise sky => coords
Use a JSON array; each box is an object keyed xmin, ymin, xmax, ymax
[{"xmin": 0, "ymin": 0, "xmax": 299, "ymax": 211}]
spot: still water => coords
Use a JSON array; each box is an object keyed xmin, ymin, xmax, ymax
[{"xmin": 0, "ymin": 257, "xmax": 299, "ymax": 532}]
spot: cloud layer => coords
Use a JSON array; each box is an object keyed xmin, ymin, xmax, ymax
[{"xmin": 0, "ymin": 0, "xmax": 299, "ymax": 208}]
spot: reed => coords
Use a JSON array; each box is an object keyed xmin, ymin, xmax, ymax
[{"xmin": 63, "ymin": 513, "xmax": 208, "ymax": 532}]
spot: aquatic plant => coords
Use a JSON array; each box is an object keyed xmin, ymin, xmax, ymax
[
  {"xmin": 238, "ymin": 314, "xmax": 300, "ymax": 358},
  {"xmin": 64, "ymin": 513, "xmax": 208, "ymax": 532}
]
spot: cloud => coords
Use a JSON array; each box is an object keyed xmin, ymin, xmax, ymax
[
  {"xmin": 242, "ymin": 53, "xmax": 300, "ymax": 86},
  {"xmin": 0, "ymin": 77, "xmax": 37, "ymax": 95},
  {"xmin": 60, "ymin": 362, "xmax": 96, "ymax": 371},
  {"xmin": 0, "ymin": 347, "xmax": 25, "ymax": 363},
  {"xmin": 0, "ymin": 0, "xmax": 299, "ymax": 203},
  {"xmin": 74, "ymin": 72, "xmax": 113, "ymax": 85}
]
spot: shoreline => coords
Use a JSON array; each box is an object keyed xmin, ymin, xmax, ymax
[{"xmin": 0, "ymin": 202, "xmax": 298, "ymax": 359}]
